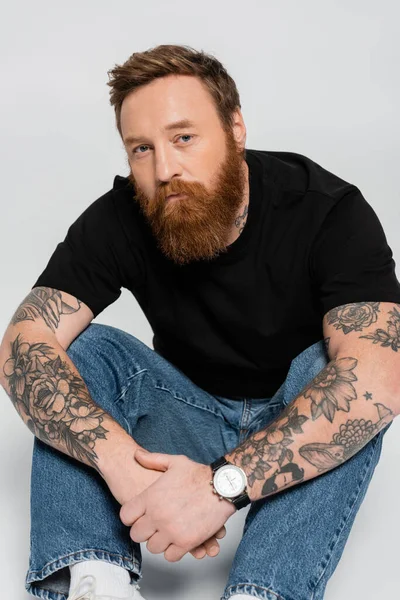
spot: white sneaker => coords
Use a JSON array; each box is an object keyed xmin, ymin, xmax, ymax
[{"xmin": 68, "ymin": 574, "xmax": 146, "ymax": 600}]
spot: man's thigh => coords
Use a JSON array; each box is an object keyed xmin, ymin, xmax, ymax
[{"xmin": 66, "ymin": 322, "xmax": 242, "ymax": 463}]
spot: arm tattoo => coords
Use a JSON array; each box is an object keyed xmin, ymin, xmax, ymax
[
  {"xmin": 301, "ymin": 356, "xmax": 358, "ymax": 422},
  {"xmin": 3, "ymin": 333, "xmax": 109, "ymax": 473},
  {"xmin": 360, "ymin": 305, "xmax": 400, "ymax": 352},
  {"xmin": 229, "ymin": 404, "xmax": 308, "ymax": 491},
  {"xmin": 11, "ymin": 287, "xmax": 81, "ymax": 332},
  {"xmin": 229, "ymin": 356, "xmax": 359, "ymax": 491},
  {"xmin": 299, "ymin": 400, "xmax": 393, "ymax": 471},
  {"xmin": 326, "ymin": 302, "xmax": 381, "ymax": 334}
]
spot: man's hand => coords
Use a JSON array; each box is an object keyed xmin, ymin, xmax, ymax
[
  {"xmin": 103, "ymin": 443, "xmax": 227, "ymax": 560},
  {"xmin": 119, "ymin": 449, "xmax": 236, "ymax": 562}
]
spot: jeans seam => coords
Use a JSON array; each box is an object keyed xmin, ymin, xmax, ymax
[
  {"xmin": 154, "ymin": 382, "xmax": 227, "ymax": 420},
  {"xmin": 26, "ymin": 548, "xmax": 140, "ymax": 577},
  {"xmin": 239, "ymin": 399, "xmax": 252, "ymax": 441},
  {"xmin": 309, "ymin": 432, "xmax": 382, "ymax": 600},
  {"xmin": 113, "ymin": 368, "xmax": 148, "ymax": 403},
  {"xmin": 26, "ymin": 548, "xmax": 141, "ymax": 600},
  {"xmin": 112, "ymin": 369, "xmax": 149, "ymax": 436},
  {"xmin": 222, "ymin": 582, "xmax": 286, "ymax": 600}
]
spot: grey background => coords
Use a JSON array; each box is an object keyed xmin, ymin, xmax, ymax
[{"xmin": 0, "ymin": 1, "xmax": 399, "ymax": 598}]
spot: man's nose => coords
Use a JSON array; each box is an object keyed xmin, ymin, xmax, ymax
[{"xmin": 154, "ymin": 145, "xmax": 183, "ymax": 183}]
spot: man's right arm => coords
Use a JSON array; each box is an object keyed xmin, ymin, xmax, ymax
[
  {"xmin": 0, "ymin": 286, "xmax": 144, "ymax": 504},
  {"xmin": 0, "ymin": 286, "xmax": 226, "ymax": 558}
]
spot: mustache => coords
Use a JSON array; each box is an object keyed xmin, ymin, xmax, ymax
[
  {"xmin": 156, "ymin": 180, "xmax": 205, "ymax": 202},
  {"xmin": 129, "ymin": 172, "xmax": 205, "ymax": 203}
]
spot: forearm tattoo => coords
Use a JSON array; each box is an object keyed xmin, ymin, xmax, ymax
[
  {"xmin": 301, "ymin": 356, "xmax": 358, "ymax": 422},
  {"xmin": 11, "ymin": 287, "xmax": 81, "ymax": 332},
  {"xmin": 229, "ymin": 403, "xmax": 309, "ymax": 494},
  {"xmin": 3, "ymin": 333, "xmax": 109, "ymax": 472},
  {"xmin": 226, "ymin": 353, "xmax": 393, "ymax": 498},
  {"xmin": 228, "ymin": 386, "xmax": 392, "ymax": 498},
  {"xmin": 299, "ymin": 401, "xmax": 393, "ymax": 471}
]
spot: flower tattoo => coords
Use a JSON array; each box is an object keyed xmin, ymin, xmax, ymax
[
  {"xmin": 301, "ymin": 357, "xmax": 358, "ymax": 422},
  {"xmin": 3, "ymin": 334, "xmax": 109, "ymax": 469},
  {"xmin": 326, "ymin": 302, "xmax": 380, "ymax": 334},
  {"xmin": 360, "ymin": 305, "xmax": 400, "ymax": 352}
]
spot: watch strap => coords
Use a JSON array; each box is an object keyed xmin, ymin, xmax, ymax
[{"xmin": 210, "ymin": 456, "xmax": 230, "ymax": 472}]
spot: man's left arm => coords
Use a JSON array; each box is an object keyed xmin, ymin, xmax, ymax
[
  {"xmin": 225, "ymin": 301, "xmax": 400, "ymax": 502},
  {"xmin": 119, "ymin": 301, "xmax": 400, "ymax": 563}
]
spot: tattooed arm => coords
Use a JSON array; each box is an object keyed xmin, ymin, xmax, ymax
[
  {"xmin": 0, "ymin": 287, "xmax": 145, "ymax": 504},
  {"xmin": 224, "ymin": 301, "xmax": 400, "ymax": 503},
  {"xmin": 9, "ymin": 286, "xmax": 91, "ymax": 351}
]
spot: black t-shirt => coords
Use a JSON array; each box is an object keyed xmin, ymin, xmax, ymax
[{"xmin": 32, "ymin": 149, "xmax": 400, "ymax": 399}]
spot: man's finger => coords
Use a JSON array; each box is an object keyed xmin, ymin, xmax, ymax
[
  {"xmin": 129, "ymin": 515, "xmax": 156, "ymax": 543},
  {"xmin": 146, "ymin": 530, "xmax": 171, "ymax": 554},
  {"xmin": 134, "ymin": 449, "xmax": 172, "ymax": 472},
  {"xmin": 190, "ymin": 545, "xmax": 207, "ymax": 559},
  {"xmin": 119, "ymin": 495, "xmax": 146, "ymax": 526},
  {"xmin": 164, "ymin": 543, "xmax": 187, "ymax": 563},
  {"xmin": 200, "ymin": 536, "xmax": 220, "ymax": 557},
  {"xmin": 214, "ymin": 526, "xmax": 226, "ymax": 539}
]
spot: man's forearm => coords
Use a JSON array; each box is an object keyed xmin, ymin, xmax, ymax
[
  {"xmin": 0, "ymin": 325, "xmax": 139, "ymax": 481},
  {"xmin": 225, "ymin": 349, "xmax": 399, "ymax": 502}
]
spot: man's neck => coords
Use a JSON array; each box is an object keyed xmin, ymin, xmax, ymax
[{"xmin": 226, "ymin": 160, "xmax": 250, "ymax": 246}]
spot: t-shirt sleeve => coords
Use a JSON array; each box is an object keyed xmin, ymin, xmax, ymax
[
  {"xmin": 309, "ymin": 186, "xmax": 400, "ymax": 317},
  {"xmin": 31, "ymin": 192, "xmax": 126, "ymax": 318}
]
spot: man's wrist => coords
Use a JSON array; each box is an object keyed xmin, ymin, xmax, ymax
[
  {"xmin": 208, "ymin": 458, "xmax": 251, "ymax": 512},
  {"xmin": 207, "ymin": 464, "xmax": 238, "ymax": 516},
  {"xmin": 97, "ymin": 422, "xmax": 141, "ymax": 481}
]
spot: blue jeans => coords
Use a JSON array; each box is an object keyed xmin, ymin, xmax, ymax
[{"xmin": 25, "ymin": 323, "xmax": 390, "ymax": 600}]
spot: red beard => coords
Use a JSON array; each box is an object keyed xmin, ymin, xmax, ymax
[{"xmin": 128, "ymin": 131, "xmax": 247, "ymax": 265}]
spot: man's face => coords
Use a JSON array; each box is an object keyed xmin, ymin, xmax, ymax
[
  {"xmin": 274, "ymin": 470, "xmax": 295, "ymax": 489},
  {"xmin": 120, "ymin": 74, "xmax": 247, "ymax": 265}
]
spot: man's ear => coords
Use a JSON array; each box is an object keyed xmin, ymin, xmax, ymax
[{"xmin": 231, "ymin": 108, "xmax": 247, "ymax": 151}]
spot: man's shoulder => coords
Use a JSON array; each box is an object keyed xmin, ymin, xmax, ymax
[
  {"xmin": 247, "ymin": 148, "xmax": 355, "ymax": 201},
  {"xmin": 113, "ymin": 174, "xmax": 132, "ymax": 193},
  {"xmin": 75, "ymin": 175, "xmax": 136, "ymax": 223}
]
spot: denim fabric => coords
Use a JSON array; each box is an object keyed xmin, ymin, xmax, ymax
[{"xmin": 25, "ymin": 323, "xmax": 390, "ymax": 600}]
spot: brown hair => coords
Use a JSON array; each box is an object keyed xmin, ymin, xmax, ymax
[{"xmin": 107, "ymin": 44, "xmax": 241, "ymax": 139}]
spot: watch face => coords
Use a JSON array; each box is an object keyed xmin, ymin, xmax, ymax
[{"xmin": 214, "ymin": 465, "xmax": 246, "ymax": 498}]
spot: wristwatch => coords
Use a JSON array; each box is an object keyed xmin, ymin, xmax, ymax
[{"xmin": 209, "ymin": 456, "xmax": 251, "ymax": 510}]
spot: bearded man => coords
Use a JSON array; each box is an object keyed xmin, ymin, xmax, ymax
[{"xmin": 1, "ymin": 44, "xmax": 400, "ymax": 600}]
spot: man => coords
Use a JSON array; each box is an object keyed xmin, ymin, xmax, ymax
[{"xmin": 1, "ymin": 43, "xmax": 400, "ymax": 600}]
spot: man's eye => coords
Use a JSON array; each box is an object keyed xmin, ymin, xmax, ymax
[
  {"xmin": 133, "ymin": 145, "xmax": 149, "ymax": 154},
  {"xmin": 179, "ymin": 135, "xmax": 193, "ymax": 143},
  {"xmin": 132, "ymin": 135, "xmax": 193, "ymax": 155}
]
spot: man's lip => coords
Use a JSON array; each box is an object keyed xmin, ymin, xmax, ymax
[{"xmin": 166, "ymin": 193, "xmax": 186, "ymax": 200}]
